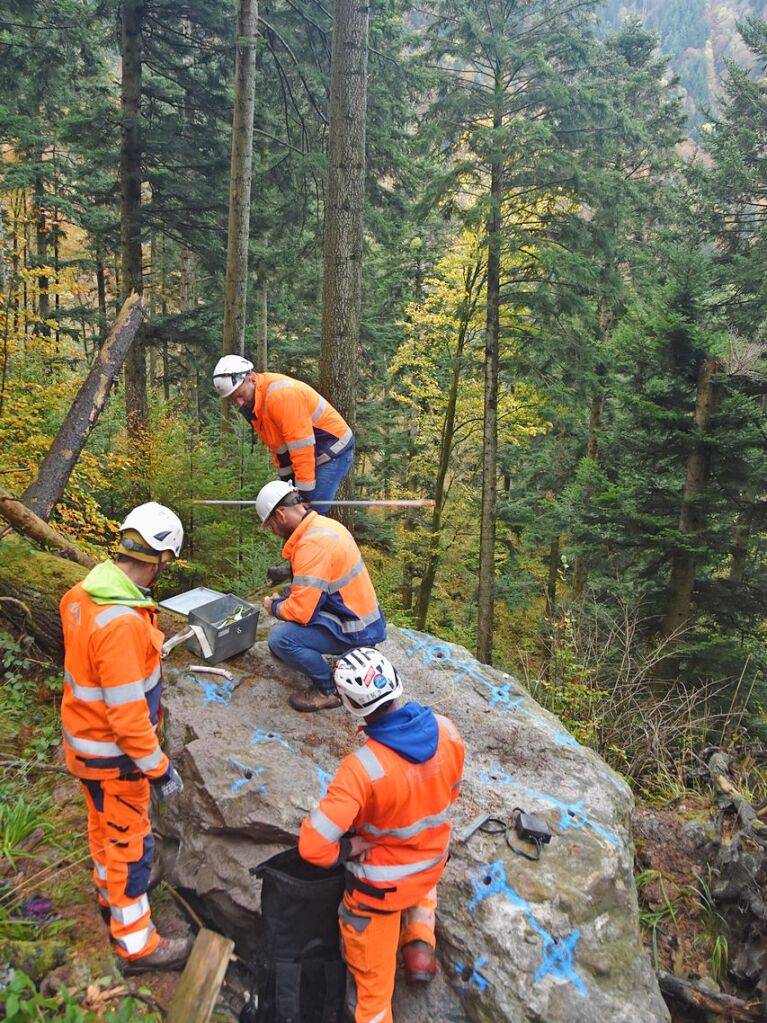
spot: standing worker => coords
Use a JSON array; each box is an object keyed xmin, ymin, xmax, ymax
[
  {"xmin": 257, "ymin": 480, "xmax": 386, "ymax": 712},
  {"xmin": 298, "ymin": 648, "xmax": 464, "ymax": 1023},
  {"xmin": 59, "ymin": 503, "xmax": 191, "ymax": 972},
  {"xmin": 212, "ymin": 356, "xmax": 354, "ymax": 514}
]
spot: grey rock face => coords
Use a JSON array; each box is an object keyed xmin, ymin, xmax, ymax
[{"xmin": 158, "ymin": 625, "xmax": 669, "ymax": 1023}]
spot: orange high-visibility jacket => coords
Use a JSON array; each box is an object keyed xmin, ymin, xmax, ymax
[
  {"xmin": 272, "ymin": 511, "xmax": 386, "ymax": 646},
  {"xmin": 60, "ymin": 565, "xmax": 169, "ymax": 783},
  {"xmin": 243, "ymin": 373, "xmax": 354, "ymax": 497},
  {"xmin": 299, "ymin": 712, "xmax": 464, "ymax": 911}
]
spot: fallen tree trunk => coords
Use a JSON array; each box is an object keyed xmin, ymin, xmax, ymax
[
  {"xmin": 21, "ymin": 293, "xmax": 146, "ymax": 520},
  {"xmin": 657, "ymin": 970, "xmax": 767, "ymax": 1021},
  {"xmin": 0, "ymin": 487, "xmax": 97, "ymax": 569},
  {"xmin": 0, "ymin": 540, "xmax": 86, "ymax": 657}
]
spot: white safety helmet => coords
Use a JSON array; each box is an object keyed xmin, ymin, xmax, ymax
[
  {"xmin": 333, "ymin": 648, "xmax": 403, "ymax": 718},
  {"xmin": 118, "ymin": 502, "xmax": 184, "ymax": 563},
  {"xmin": 256, "ymin": 480, "xmax": 300, "ymax": 526},
  {"xmin": 213, "ymin": 354, "xmax": 254, "ymax": 398}
]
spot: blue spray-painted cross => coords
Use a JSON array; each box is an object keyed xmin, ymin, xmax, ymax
[
  {"xmin": 526, "ymin": 791, "xmax": 620, "ymax": 847},
  {"xmin": 250, "ymin": 728, "xmax": 295, "ymax": 752},
  {"xmin": 454, "ymin": 955, "xmax": 489, "ymax": 993},
  {"xmin": 229, "ymin": 757, "xmax": 267, "ymax": 794},
  {"xmin": 189, "ymin": 673, "xmax": 237, "ymax": 705},
  {"xmin": 469, "ymin": 860, "xmax": 587, "ymax": 995}
]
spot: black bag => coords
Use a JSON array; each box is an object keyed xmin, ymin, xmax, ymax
[{"xmin": 248, "ymin": 847, "xmax": 346, "ymax": 1023}]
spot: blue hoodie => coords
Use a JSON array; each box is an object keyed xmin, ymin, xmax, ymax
[{"xmin": 363, "ymin": 702, "xmax": 439, "ymax": 764}]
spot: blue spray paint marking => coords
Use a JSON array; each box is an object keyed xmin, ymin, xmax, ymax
[
  {"xmin": 315, "ymin": 767, "xmax": 333, "ymax": 798},
  {"xmin": 454, "ymin": 955, "xmax": 489, "ymax": 993},
  {"xmin": 190, "ymin": 674, "xmax": 237, "ymax": 705},
  {"xmin": 469, "ymin": 860, "xmax": 587, "ymax": 995},
  {"xmin": 480, "ymin": 768, "xmax": 514, "ymax": 786},
  {"xmin": 229, "ymin": 758, "xmax": 267, "ymax": 794},
  {"xmin": 526, "ymin": 791, "xmax": 620, "ymax": 847},
  {"xmin": 250, "ymin": 728, "xmax": 295, "ymax": 752},
  {"xmin": 401, "ymin": 629, "xmax": 579, "ymax": 749}
]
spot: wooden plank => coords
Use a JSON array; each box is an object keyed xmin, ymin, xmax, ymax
[{"xmin": 166, "ymin": 928, "xmax": 235, "ymax": 1023}]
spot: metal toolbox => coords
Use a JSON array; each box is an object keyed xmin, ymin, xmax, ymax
[
  {"xmin": 187, "ymin": 593, "xmax": 259, "ymax": 664},
  {"xmin": 159, "ymin": 588, "xmax": 259, "ymax": 664}
]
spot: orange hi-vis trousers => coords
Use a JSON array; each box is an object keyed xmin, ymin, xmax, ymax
[
  {"xmin": 80, "ymin": 776, "xmax": 160, "ymax": 961},
  {"xmin": 338, "ymin": 887, "xmax": 438, "ymax": 1023}
]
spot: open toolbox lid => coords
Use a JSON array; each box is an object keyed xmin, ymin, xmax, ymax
[{"xmin": 158, "ymin": 586, "xmax": 226, "ymax": 617}]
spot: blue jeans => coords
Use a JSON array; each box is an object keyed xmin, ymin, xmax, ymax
[
  {"xmin": 268, "ymin": 621, "xmax": 352, "ymax": 691},
  {"xmin": 310, "ymin": 446, "xmax": 354, "ymax": 515}
]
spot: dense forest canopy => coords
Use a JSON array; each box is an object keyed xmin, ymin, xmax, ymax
[{"xmin": 2, "ymin": 0, "xmax": 767, "ymax": 773}]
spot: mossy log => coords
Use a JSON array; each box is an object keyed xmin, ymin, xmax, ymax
[
  {"xmin": 0, "ymin": 487, "xmax": 97, "ymax": 569},
  {"xmin": 0, "ymin": 540, "xmax": 86, "ymax": 657},
  {"xmin": 0, "ymin": 539, "xmax": 185, "ymax": 658}
]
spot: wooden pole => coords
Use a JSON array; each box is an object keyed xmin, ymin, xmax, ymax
[{"xmin": 165, "ymin": 929, "xmax": 234, "ymax": 1023}]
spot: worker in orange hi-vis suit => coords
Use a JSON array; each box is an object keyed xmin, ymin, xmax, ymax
[
  {"xmin": 212, "ymin": 356, "xmax": 354, "ymax": 514},
  {"xmin": 298, "ymin": 648, "xmax": 465, "ymax": 1023},
  {"xmin": 257, "ymin": 480, "xmax": 386, "ymax": 713},
  {"xmin": 59, "ymin": 503, "xmax": 192, "ymax": 974}
]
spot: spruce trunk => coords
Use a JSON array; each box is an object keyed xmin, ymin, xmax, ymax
[
  {"xmin": 319, "ymin": 0, "xmax": 369, "ymax": 524},
  {"xmin": 120, "ymin": 0, "xmax": 147, "ymax": 437},
  {"xmin": 476, "ymin": 148, "xmax": 502, "ymax": 665},
  {"xmin": 660, "ymin": 357, "xmax": 723, "ymax": 641},
  {"xmin": 222, "ymin": 0, "xmax": 258, "ymax": 380}
]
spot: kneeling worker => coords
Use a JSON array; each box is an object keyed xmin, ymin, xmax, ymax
[
  {"xmin": 257, "ymin": 480, "xmax": 386, "ymax": 712},
  {"xmin": 59, "ymin": 503, "xmax": 191, "ymax": 972},
  {"xmin": 298, "ymin": 648, "xmax": 465, "ymax": 1023}
]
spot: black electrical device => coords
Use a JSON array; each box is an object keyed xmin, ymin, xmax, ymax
[{"xmin": 509, "ymin": 807, "xmax": 552, "ymax": 861}]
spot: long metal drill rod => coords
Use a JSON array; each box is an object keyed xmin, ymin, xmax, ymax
[{"xmin": 193, "ymin": 499, "xmax": 435, "ymax": 508}]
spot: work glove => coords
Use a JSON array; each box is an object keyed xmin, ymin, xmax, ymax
[{"xmin": 152, "ymin": 764, "xmax": 184, "ymax": 800}]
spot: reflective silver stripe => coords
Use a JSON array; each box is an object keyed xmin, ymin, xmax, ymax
[
  {"xmin": 296, "ymin": 480, "xmax": 316, "ymax": 491},
  {"xmin": 65, "ymin": 671, "xmax": 104, "ymax": 702},
  {"xmin": 339, "ymin": 902, "xmax": 371, "ymax": 933},
  {"xmin": 316, "ymin": 453, "xmax": 331, "ymax": 465},
  {"xmin": 328, "ymin": 558, "xmax": 364, "ymax": 593},
  {"xmin": 95, "ymin": 605, "xmax": 141, "ymax": 629},
  {"xmin": 345, "ymin": 853, "xmax": 448, "ymax": 883},
  {"xmin": 287, "ymin": 435, "xmax": 314, "ymax": 452},
  {"xmin": 66, "ymin": 666, "xmax": 162, "ymax": 707},
  {"xmin": 329, "ymin": 428, "xmax": 353, "ymax": 454},
  {"xmin": 264, "ymin": 379, "xmax": 292, "ymax": 412},
  {"xmin": 97, "ymin": 886, "xmax": 110, "ymax": 902},
  {"xmin": 362, "ymin": 805, "xmax": 451, "ymax": 841},
  {"xmin": 63, "ymin": 726, "xmax": 123, "ymax": 757},
  {"xmin": 318, "ymin": 608, "xmax": 383, "ymax": 635},
  {"xmin": 115, "ymin": 921, "xmax": 156, "ymax": 956},
  {"xmin": 276, "ymin": 443, "xmax": 289, "ymax": 455},
  {"xmin": 94, "ymin": 862, "xmax": 108, "ymax": 880},
  {"xmin": 134, "ymin": 746, "xmax": 164, "ymax": 772},
  {"xmin": 278, "ymin": 465, "xmax": 294, "ymax": 477},
  {"xmin": 354, "ymin": 745, "xmax": 384, "ymax": 781},
  {"xmin": 370, "ymin": 1012, "xmax": 386, "ymax": 1023},
  {"xmin": 310, "ymin": 808, "xmax": 344, "ymax": 842},
  {"xmin": 311, "ymin": 397, "xmax": 326, "ymax": 422},
  {"xmin": 111, "ymin": 894, "xmax": 150, "ymax": 926},
  {"xmin": 436, "ymin": 714, "xmax": 460, "ymax": 741},
  {"xmin": 293, "ymin": 574, "xmax": 330, "ymax": 592},
  {"xmin": 306, "ymin": 527, "xmax": 343, "ymax": 541}
]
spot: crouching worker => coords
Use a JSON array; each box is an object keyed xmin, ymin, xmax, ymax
[
  {"xmin": 257, "ymin": 480, "xmax": 386, "ymax": 712},
  {"xmin": 59, "ymin": 503, "xmax": 192, "ymax": 972},
  {"xmin": 298, "ymin": 649, "xmax": 465, "ymax": 1023}
]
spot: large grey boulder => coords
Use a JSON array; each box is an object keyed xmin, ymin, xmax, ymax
[{"xmin": 158, "ymin": 624, "xmax": 669, "ymax": 1023}]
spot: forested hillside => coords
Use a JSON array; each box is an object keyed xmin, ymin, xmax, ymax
[
  {"xmin": 3, "ymin": 0, "xmax": 767, "ymax": 1016},
  {"xmin": 603, "ymin": 0, "xmax": 766, "ymax": 129}
]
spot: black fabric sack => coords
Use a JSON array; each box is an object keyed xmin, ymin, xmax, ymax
[{"xmin": 249, "ymin": 847, "xmax": 346, "ymax": 1023}]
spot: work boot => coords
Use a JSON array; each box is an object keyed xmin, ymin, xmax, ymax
[
  {"xmin": 122, "ymin": 935, "xmax": 193, "ymax": 974},
  {"xmin": 289, "ymin": 687, "xmax": 342, "ymax": 713},
  {"xmin": 266, "ymin": 563, "xmax": 292, "ymax": 585},
  {"xmin": 401, "ymin": 940, "xmax": 438, "ymax": 984}
]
